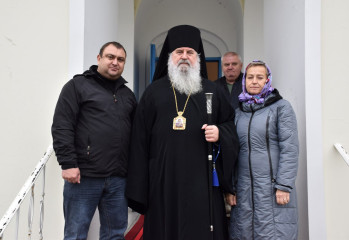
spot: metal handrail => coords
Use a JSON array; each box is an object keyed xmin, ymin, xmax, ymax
[
  {"xmin": 334, "ymin": 143, "xmax": 349, "ymax": 166},
  {"xmin": 0, "ymin": 145, "xmax": 54, "ymax": 239}
]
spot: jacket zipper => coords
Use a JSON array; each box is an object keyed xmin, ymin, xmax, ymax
[
  {"xmin": 266, "ymin": 115, "xmax": 275, "ymax": 183},
  {"xmin": 266, "ymin": 112, "xmax": 278, "ymax": 234},
  {"xmin": 247, "ymin": 106, "xmax": 255, "ymax": 239}
]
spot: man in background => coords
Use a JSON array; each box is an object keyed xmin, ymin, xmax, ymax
[{"xmin": 215, "ymin": 52, "xmax": 243, "ymax": 109}]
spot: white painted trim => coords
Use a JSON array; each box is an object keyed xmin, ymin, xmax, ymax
[
  {"xmin": 69, "ymin": 0, "xmax": 85, "ymax": 79},
  {"xmin": 305, "ymin": 0, "xmax": 326, "ymax": 239}
]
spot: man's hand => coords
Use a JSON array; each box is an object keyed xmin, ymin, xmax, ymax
[
  {"xmin": 225, "ymin": 193, "xmax": 237, "ymax": 206},
  {"xmin": 62, "ymin": 168, "xmax": 81, "ymax": 184},
  {"xmin": 201, "ymin": 124, "xmax": 219, "ymax": 142},
  {"xmin": 276, "ymin": 189, "xmax": 290, "ymax": 205}
]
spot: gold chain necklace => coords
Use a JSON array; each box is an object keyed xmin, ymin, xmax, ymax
[{"xmin": 172, "ymin": 85, "xmax": 191, "ymax": 130}]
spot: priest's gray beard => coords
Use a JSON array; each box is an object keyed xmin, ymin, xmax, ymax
[{"xmin": 168, "ymin": 54, "xmax": 202, "ymax": 95}]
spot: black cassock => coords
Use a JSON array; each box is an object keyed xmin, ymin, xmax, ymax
[{"xmin": 126, "ymin": 76, "xmax": 239, "ymax": 240}]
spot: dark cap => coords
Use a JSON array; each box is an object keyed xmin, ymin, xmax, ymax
[{"xmin": 167, "ymin": 25, "xmax": 202, "ymax": 53}]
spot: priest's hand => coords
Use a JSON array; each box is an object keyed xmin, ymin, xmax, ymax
[
  {"xmin": 62, "ymin": 168, "xmax": 81, "ymax": 184},
  {"xmin": 225, "ymin": 193, "xmax": 237, "ymax": 206},
  {"xmin": 201, "ymin": 124, "xmax": 219, "ymax": 142}
]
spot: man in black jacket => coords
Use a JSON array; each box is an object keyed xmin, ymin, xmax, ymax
[
  {"xmin": 52, "ymin": 41, "xmax": 137, "ymax": 240},
  {"xmin": 215, "ymin": 52, "xmax": 243, "ymax": 109}
]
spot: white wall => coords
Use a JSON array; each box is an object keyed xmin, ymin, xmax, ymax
[
  {"xmin": 0, "ymin": 0, "xmax": 69, "ymax": 239},
  {"xmin": 322, "ymin": 0, "xmax": 349, "ymax": 239},
  {"xmin": 244, "ymin": 0, "xmax": 309, "ymax": 239},
  {"xmin": 0, "ymin": 0, "xmax": 134, "ymax": 239},
  {"xmin": 135, "ymin": 0, "xmax": 243, "ymax": 96}
]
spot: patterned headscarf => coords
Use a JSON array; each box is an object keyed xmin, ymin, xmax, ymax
[{"xmin": 238, "ymin": 60, "xmax": 274, "ymax": 104}]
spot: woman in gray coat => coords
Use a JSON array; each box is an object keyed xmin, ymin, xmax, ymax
[{"xmin": 228, "ymin": 60, "xmax": 299, "ymax": 240}]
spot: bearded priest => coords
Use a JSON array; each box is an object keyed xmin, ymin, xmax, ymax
[{"xmin": 126, "ymin": 25, "xmax": 239, "ymax": 240}]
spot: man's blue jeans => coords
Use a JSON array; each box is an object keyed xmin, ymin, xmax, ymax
[{"xmin": 63, "ymin": 176, "xmax": 128, "ymax": 240}]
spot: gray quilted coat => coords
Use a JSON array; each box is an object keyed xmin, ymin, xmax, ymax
[{"xmin": 230, "ymin": 89, "xmax": 299, "ymax": 240}]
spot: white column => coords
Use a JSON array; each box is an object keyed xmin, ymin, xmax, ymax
[
  {"xmin": 69, "ymin": 0, "xmax": 85, "ymax": 79},
  {"xmin": 305, "ymin": 0, "xmax": 326, "ymax": 239},
  {"xmin": 243, "ymin": 0, "xmax": 264, "ymax": 63}
]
